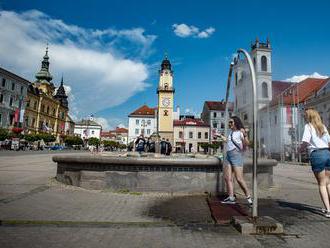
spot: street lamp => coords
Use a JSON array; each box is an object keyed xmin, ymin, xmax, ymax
[{"xmin": 224, "ymin": 49, "xmax": 258, "ymax": 217}]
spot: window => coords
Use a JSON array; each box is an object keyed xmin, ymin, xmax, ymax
[
  {"xmin": 198, "ymin": 132, "xmax": 201, "ymax": 139},
  {"xmin": 61, "ymin": 112, "xmax": 65, "ymax": 119},
  {"xmin": 244, "ymin": 114, "xmax": 248, "ymax": 121},
  {"xmin": 11, "ymin": 82, "xmax": 15, "ymax": 91},
  {"xmin": 213, "ymin": 122, "xmax": 217, "ymax": 128},
  {"xmin": 91, "ymin": 130, "xmax": 95, "ymax": 134},
  {"xmin": 221, "ymin": 122, "xmax": 225, "ymax": 129},
  {"xmin": 213, "ymin": 112, "xmax": 217, "ymax": 118},
  {"xmin": 235, "ymin": 72, "xmax": 238, "ymax": 86},
  {"xmin": 53, "ymin": 109, "xmax": 56, "ymax": 116},
  {"xmin": 136, "ymin": 119, "xmax": 139, "ymax": 125},
  {"xmin": 205, "ymin": 132, "xmax": 208, "ymax": 139},
  {"xmin": 274, "ymin": 115, "xmax": 277, "ymax": 125},
  {"xmin": 32, "ymin": 118, "xmax": 35, "ymax": 127},
  {"xmin": 147, "ymin": 129, "xmax": 150, "ymax": 135},
  {"xmin": 147, "ymin": 120, "xmax": 151, "ymax": 125},
  {"xmin": 20, "ymin": 86, "xmax": 24, "ymax": 94},
  {"xmin": 135, "ymin": 128, "xmax": 139, "ymax": 135},
  {"xmin": 1, "ymin": 78, "xmax": 5, "ymax": 87},
  {"xmin": 46, "ymin": 106, "xmax": 49, "ymax": 114},
  {"xmin": 9, "ymin": 96, "xmax": 13, "ymax": 106},
  {"xmin": 26, "ymin": 100, "xmax": 30, "ymax": 108},
  {"xmin": 0, "ymin": 94, "xmax": 3, "ymax": 103},
  {"xmin": 164, "ymin": 110, "xmax": 168, "ymax": 116},
  {"xmin": 229, "ymin": 112, "xmax": 232, "ymax": 117},
  {"xmin": 262, "ymin": 82, "xmax": 268, "ymax": 98},
  {"xmin": 221, "ymin": 112, "xmax": 224, "ymax": 118},
  {"xmin": 189, "ymin": 132, "xmax": 193, "ymax": 139},
  {"xmin": 0, "ymin": 113, "xmax": 2, "ymax": 125},
  {"xmin": 34, "ymin": 101, "xmax": 37, "ymax": 110},
  {"xmin": 25, "ymin": 117, "xmax": 29, "ymax": 127},
  {"xmin": 179, "ymin": 131, "xmax": 183, "ymax": 139},
  {"xmin": 261, "ymin": 56, "xmax": 267, "ymax": 71},
  {"xmin": 41, "ymin": 105, "xmax": 45, "ymax": 112}
]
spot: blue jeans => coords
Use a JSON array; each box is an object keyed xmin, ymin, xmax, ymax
[
  {"xmin": 225, "ymin": 149, "xmax": 243, "ymax": 167},
  {"xmin": 310, "ymin": 149, "xmax": 330, "ymax": 173}
]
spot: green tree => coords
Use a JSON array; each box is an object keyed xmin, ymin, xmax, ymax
[
  {"xmin": 88, "ymin": 137, "xmax": 100, "ymax": 146},
  {"xmin": 0, "ymin": 128, "xmax": 9, "ymax": 141},
  {"xmin": 64, "ymin": 136, "xmax": 83, "ymax": 146}
]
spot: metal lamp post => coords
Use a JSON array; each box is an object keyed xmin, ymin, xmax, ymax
[{"xmin": 224, "ymin": 49, "xmax": 258, "ymax": 217}]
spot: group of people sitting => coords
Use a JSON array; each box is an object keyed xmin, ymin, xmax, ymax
[{"xmin": 134, "ymin": 135, "xmax": 172, "ymax": 155}]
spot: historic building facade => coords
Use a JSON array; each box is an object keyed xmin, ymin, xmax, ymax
[
  {"xmin": 0, "ymin": 67, "xmax": 29, "ymax": 129},
  {"xmin": 74, "ymin": 118, "xmax": 102, "ymax": 140},
  {"xmin": 101, "ymin": 127, "xmax": 128, "ymax": 145},
  {"xmin": 173, "ymin": 117, "xmax": 209, "ymax": 153},
  {"xmin": 24, "ymin": 47, "xmax": 69, "ymax": 137},
  {"xmin": 128, "ymin": 105, "xmax": 157, "ymax": 143},
  {"xmin": 157, "ymin": 56, "xmax": 175, "ymax": 144},
  {"xmin": 201, "ymin": 101, "xmax": 233, "ymax": 141}
]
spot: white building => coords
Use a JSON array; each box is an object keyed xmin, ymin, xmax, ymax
[
  {"xmin": 128, "ymin": 105, "xmax": 157, "ymax": 143},
  {"xmin": 233, "ymin": 38, "xmax": 272, "ymax": 126},
  {"xmin": 74, "ymin": 119, "xmax": 102, "ymax": 140},
  {"xmin": 201, "ymin": 101, "xmax": 234, "ymax": 141},
  {"xmin": 173, "ymin": 117, "xmax": 210, "ymax": 153},
  {"xmin": 305, "ymin": 79, "xmax": 330, "ymax": 127}
]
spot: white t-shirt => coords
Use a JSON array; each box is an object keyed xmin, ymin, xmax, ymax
[
  {"xmin": 227, "ymin": 130, "xmax": 244, "ymax": 151},
  {"xmin": 302, "ymin": 124, "xmax": 330, "ymax": 154}
]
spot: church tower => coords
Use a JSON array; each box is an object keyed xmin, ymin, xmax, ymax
[
  {"xmin": 157, "ymin": 55, "xmax": 175, "ymax": 144},
  {"xmin": 251, "ymin": 37, "xmax": 272, "ymax": 109}
]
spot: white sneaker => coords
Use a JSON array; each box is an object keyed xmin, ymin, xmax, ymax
[
  {"xmin": 221, "ymin": 196, "xmax": 236, "ymax": 204},
  {"xmin": 246, "ymin": 196, "xmax": 253, "ymax": 207},
  {"xmin": 325, "ymin": 210, "xmax": 330, "ymax": 218}
]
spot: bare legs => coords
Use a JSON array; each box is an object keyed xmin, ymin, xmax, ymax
[
  {"xmin": 224, "ymin": 164, "xmax": 250, "ymax": 197},
  {"xmin": 314, "ymin": 170, "xmax": 330, "ymax": 211}
]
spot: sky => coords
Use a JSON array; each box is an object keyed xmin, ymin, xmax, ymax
[{"xmin": 0, "ymin": 0, "xmax": 329, "ymax": 130}]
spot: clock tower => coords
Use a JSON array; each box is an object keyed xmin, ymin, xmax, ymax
[{"xmin": 157, "ymin": 55, "xmax": 175, "ymax": 144}]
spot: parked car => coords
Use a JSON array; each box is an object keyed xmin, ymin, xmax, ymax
[{"xmin": 50, "ymin": 145, "xmax": 64, "ymax": 150}]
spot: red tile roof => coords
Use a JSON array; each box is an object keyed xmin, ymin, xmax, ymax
[
  {"xmin": 100, "ymin": 132, "xmax": 116, "ymax": 138},
  {"xmin": 174, "ymin": 118, "xmax": 209, "ymax": 127},
  {"xmin": 129, "ymin": 105, "xmax": 155, "ymax": 117},
  {"xmin": 114, "ymin": 127, "xmax": 128, "ymax": 133},
  {"xmin": 272, "ymin": 81, "xmax": 293, "ymax": 98},
  {"xmin": 270, "ymin": 78, "xmax": 329, "ymax": 107},
  {"xmin": 205, "ymin": 101, "xmax": 234, "ymax": 111}
]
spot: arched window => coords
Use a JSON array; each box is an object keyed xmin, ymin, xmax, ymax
[
  {"xmin": 235, "ymin": 72, "xmax": 238, "ymax": 86},
  {"xmin": 261, "ymin": 56, "xmax": 267, "ymax": 71},
  {"xmin": 262, "ymin": 82, "xmax": 268, "ymax": 98}
]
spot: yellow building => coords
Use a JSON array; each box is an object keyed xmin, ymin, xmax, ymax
[
  {"xmin": 24, "ymin": 47, "xmax": 69, "ymax": 138},
  {"xmin": 157, "ymin": 56, "xmax": 175, "ymax": 144}
]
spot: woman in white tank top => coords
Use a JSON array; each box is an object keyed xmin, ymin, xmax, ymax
[{"xmin": 301, "ymin": 109, "xmax": 330, "ymax": 218}]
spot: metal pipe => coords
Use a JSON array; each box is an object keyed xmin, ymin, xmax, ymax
[{"xmin": 237, "ymin": 48, "xmax": 258, "ymax": 217}]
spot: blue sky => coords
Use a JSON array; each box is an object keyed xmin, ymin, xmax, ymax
[{"xmin": 1, "ymin": 0, "xmax": 330, "ymax": 129}]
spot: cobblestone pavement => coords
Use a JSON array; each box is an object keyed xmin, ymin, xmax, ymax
[{"xmin": 0, "ymin": 154, "xmax": 329, "ymax": 247}]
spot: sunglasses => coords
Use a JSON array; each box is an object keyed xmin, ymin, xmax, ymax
[{"xmin": 228, "ymin": 121, "xmax": 234, "ymax": 124}]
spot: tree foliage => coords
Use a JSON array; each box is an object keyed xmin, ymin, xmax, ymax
[
  {"xmin": 64, "ymin": 136, "xmax": 83, "ymax": 146},
  {"xmin": 0, "ymin": 128, "xmax": 9, "ymax": 141},
  {"xmin": 88, "ymin": 137, "xmax": 100, "ymax": 146}
]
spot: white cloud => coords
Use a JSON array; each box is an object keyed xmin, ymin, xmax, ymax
[
  {"xmin": 94, "ymin": 117, "xmax": 110, "ymax": 130},
  {"xmin": 172, "ymin": 23, "xmax": 215, "ymax": 39},
  {"xmin": 285, "ymin": 72, "xmax": 328, "ymax": 83},
  {"xmin": 93, "ymin": 117, "xmax": 127, "ymax": 131},
  {"xmin": 0, "ymin": 10, "xmax": 156, "ymax": 118}
]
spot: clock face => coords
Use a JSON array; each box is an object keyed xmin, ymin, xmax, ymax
[{"xmin": 162, "ymin": 97, "xmax": 170, "ymax": 107}]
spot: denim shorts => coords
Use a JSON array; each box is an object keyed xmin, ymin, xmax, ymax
[
  {"xmin": 310, "ymin": 149, "xmax": 330, "ymax": 173},
  {"xmin": 225, "ymin": 149, "xmax": 243, "ymax": 167}
]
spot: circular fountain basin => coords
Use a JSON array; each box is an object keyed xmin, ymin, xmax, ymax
[{"xmin": 53, "ymin": 152, "xmax": 277, "ymax": 193}]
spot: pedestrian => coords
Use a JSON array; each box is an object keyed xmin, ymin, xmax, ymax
[
  {"xmin": 135, "ymin": 135, "xmax": 146, "ymax": 154},
  {"xmin": 218, "ymin": 116, "xmax": 253, "ymax": 206},
  {"xmin": 166, "ymin": 139, "xmax": 172, "ymax": 156},
  {"xmin": 160, "ymin": 138, "xmax": 167, "ymax": 155},
  {"xmin": 300, "ymin": 108, "xmax": 330, "ymax": 218}
]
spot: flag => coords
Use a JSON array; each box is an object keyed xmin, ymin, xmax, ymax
[
  {"xmin": 13, "ymin": 108, "xmax": 19, "ymax": 123},
  {"xmin": 19, "ymin": 108, "xmax": 25, "ymax": 123},
  {"xmin": 286, "ymin": 106, "xmax": 292, "ymax": 124}
]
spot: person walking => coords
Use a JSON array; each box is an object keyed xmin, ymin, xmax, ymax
[
  {"xmin": 300, "ymin": 108, "xmax": 330, "ymax": 218},
  {"xmin": 218, "ymin": 116, "xmax": 253, "ymax": 205},
  {"xmin": 135, "ymin": 135, "xmax": 146, "ymax": 154},
  {"xmin": 165, "ymin": 139, "xmax": 172, "ymax": 156},
  {"xmin": 160, "ymin": 138, "xmax": 167, "ymax": 155}
]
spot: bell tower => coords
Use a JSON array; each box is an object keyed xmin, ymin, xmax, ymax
[{"xmin": 157, "ymin": 55, "xmax": 175, "ymax": 144}]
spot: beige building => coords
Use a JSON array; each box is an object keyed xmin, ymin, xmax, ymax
[
  {"xmin": 24, "ymin": 47, "xmax": 69, "ymax": 138},
  {"xmin": 173, "ymin": 117, "xmax": 210, "ymax": 153},
  {"xmin": 157, "ymin": 56, "xmax": 175, "ymax": 144}
]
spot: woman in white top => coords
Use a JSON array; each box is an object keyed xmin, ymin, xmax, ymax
[
  {"xmin": 219, "ymin": 116, "xmax": 252, "ymax": 205},
  {"xmin": 301, "ymin": 109, "xmax": 330, "ymax": 218}
]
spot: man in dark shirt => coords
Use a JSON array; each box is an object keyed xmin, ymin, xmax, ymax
[
  {"xmin": 135, "ymin": 135, "xmax": 146, "ymax": 153},
  {"xmin": 160, "ymin": 138, "xmax": 167, "ymax": 155},
  {"xmin": 166, "ymin": 139, "xmax": 172, "ymax": 156}
]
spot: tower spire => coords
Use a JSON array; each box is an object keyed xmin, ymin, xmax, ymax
[{"xmin": 35, "ymin": 44, "xmax": 53, "ymax": 83}]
